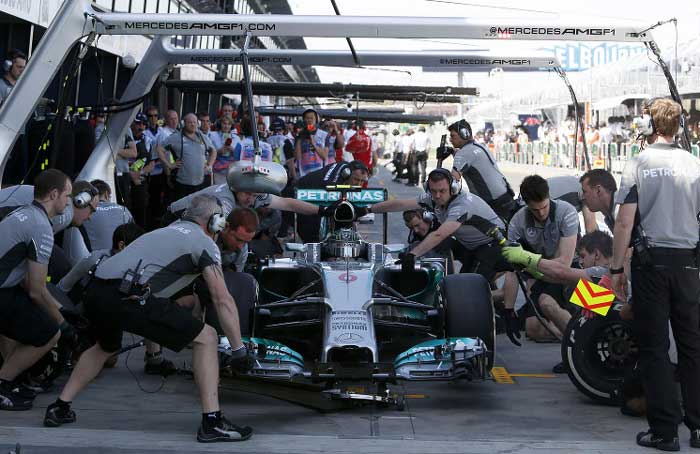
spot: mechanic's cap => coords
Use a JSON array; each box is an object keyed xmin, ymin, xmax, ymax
[
  {"xmin": 133, "ymin": 112, "xmax": 148, "ymax": 124},
  {"xmin": 270, "ymin": 117, "xmax": 285, "ymax": 131}
]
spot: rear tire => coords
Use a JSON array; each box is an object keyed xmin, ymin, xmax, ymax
[
  {"xmin": 443, "ymin": 274, "xmax": 495, "ymax": 370},
  {"xmin": 561, "ymin": 306, "xmax": 638, "ymax": 405}
]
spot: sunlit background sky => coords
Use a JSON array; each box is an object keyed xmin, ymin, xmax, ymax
[{"xmin": 286, "ymin": 0, "xmax": 699, "ymax": 96}]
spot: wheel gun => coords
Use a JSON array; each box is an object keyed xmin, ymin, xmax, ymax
[{"xmin": 435, "ymin": 134, "xmax": 451, "ymax": 168}]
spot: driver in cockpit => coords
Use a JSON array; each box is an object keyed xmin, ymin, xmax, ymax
[{"xmin": 296, "ymin": 160, "xmax": 370, "ymax": 242}]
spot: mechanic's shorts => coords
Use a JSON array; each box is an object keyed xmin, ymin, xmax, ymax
[
  {"xmin": 455, "ymin": 241, "xmax": 513, "ymax": 282},
  {"xmin": 84, "ymin": 279, "xmax": 205, "ymax": 353},
  {"xmin": 0, "ymin": 285, "xmax": 60, "ymax": 347},
  {"xmin": 520, "ymin": 280, "xmax": 578, "ymax": 319}
]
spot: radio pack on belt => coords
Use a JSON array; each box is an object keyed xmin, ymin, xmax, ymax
[
  {"xmin": 119, "ymin": 259, "xmax": 148, "ymax": 298},
  {"xmin": 631, "ymin": 224, "xmax": 652, "ymax": 266}
]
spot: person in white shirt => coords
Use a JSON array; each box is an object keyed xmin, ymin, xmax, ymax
[{"xmin": 412, "ymin": 126, "xmax": 431, "ymax": 184}]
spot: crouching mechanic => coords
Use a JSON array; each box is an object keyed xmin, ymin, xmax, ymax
[
  {"xmin": 500, "ymin": 175, "xmax": 580, "ymax": 349},
  {"xmin": 44, "ymin": 195, "xmax": 255, "ymax": 443},
  {"xmin": 370, "ymin": 168, "xmax": 509, "ymax": 282},
  {"xmin": 403, "ymin": 209, "xmax": 455, "ymax": 273},
  {"xmin": 0, "ymin": 170, "xmax": 75, "ymax": 411},
  {"xmin": 501, "ymin": 231, "xmax": 613, "ymax": 339},
  {"xmin": 0, "ymin": 177, "xmax": 99, "ymax": 278},
  {"xmin": 166, "ymin": 166, "xmax": 324, "ymax": 241}
]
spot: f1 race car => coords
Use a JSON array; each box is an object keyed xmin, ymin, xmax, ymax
[{"xmin": 217, "ymin": 187, "xmax": 495, "ymax": 408}]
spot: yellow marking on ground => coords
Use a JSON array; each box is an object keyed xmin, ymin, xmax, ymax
[
  {"xmin": 509, "ymin": 373, "xmax": 556, "ymax": 379},
  {"xmin": 491, "ymin": 366, "xmax": 514, "ymax": 384},
  {"xmin": 404, "ymin": 394, "xmax": 427, "ymax": 399}
]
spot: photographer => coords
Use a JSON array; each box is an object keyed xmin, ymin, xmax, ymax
[
  {"xmin": 610, "ymin": 98, "xmax": 700, "ymax": 451},
  {"xmin": 44, "ymin": 195, "xmax": 254, "ymax": 443}
]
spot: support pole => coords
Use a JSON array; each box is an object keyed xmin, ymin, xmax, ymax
[
  {"xmin": 240, "ymin": 32, "xmax": 261, "ymax": 156},
  {"xmin": 0, "ymin": 0, "xmax": 90, "ymax": 180},
  {"xmin": 555, "ymin": 67, "xmax": 590, "ymax": 171},
  {"xmin": 78, "ymin": 37, "xmax": 171, "ymax": 185}
]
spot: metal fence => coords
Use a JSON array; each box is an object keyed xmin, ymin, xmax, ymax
[{"xmin": 494, "ymin": 142, "xmax": 700, "ymax": 173}]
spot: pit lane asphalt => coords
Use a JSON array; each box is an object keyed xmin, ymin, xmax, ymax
[{"xmin": 2, "ymin": 161, "xmax": 694, "ymax": 453}]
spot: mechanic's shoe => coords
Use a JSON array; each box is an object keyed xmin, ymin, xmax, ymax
[
  {"xmin": 197, "ymin": 416, "xmax": 253, "ymax": 442},
  {"xmin": 44, "ymin": 401, "xmax": 76, "ymax": 427},
  {"xmin": 20, "ymin": 375, "xmax": 53, "ymax": 394},
  {"xmin": 144, "ymin": 358, "xmax": 177, "ymax": 376},
  {"xmin": 552, "ymin": 362, "xmax": 566, "ymax": 374},
  {"xmin": 0, "ymin": 380, "xmax": 33, "ymax": 411},
  {"xmin": 636, "ymin": 430, "xmax": 680, "ymax": 451},
  {"xmin": 690, "ymin": 429, "xmax": 700, "ymax": 448}
]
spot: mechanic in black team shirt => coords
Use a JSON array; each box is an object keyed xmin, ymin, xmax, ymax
[
  {"xmin": 440, "ymin": 119, "xmax": 516, "ymax": 220},
  {"xmin": 370, "ymin": 168, "xmax": 509, "ymax": 282},
  {"xmin": 609, "ymin": 99, "xmax": 700, "ymax": 451},
  {"xmin": 0, "ymin": 170, "xmax": 74, "ymax": 411},
  {"xmin": 296, "ymin": 160, "xmax": 370, "ymax": 242},
  {"xmin": 44, "ymin": 195, "xmax": 255, "ymax": 443}
]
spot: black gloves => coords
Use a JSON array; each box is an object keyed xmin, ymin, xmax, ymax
[
  {"xmin": 317, "ymin": 205, "xmax": 332, "ymax": 217},
  {"xmin": 225, "ymin": 344, "xmax": 255, "ymax": 373},
  {"xmin": 396, "ymin": 252, "xmax": 416, "ymax": 273},
  {"xmin": 502, "ymin": 308, "xmax": 522, "ymax": 347},
  {"xmin": 436, "ymin": 145, "xmax": 454, "ymax": 161}
]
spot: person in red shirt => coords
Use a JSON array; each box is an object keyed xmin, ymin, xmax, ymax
[{"xmin": 344, "ymin": 120, "xmax": 375, "ymax": 187}]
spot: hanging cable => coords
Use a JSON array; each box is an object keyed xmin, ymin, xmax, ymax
[
  {"xmin": 641, "ymin": 22, "xmax": 691, "ymax": 151},
  {"xmin": 554, "ymin": 66, "xmax": 591, "ymax": 171}
]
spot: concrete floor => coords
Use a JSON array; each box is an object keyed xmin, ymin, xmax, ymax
[{"xmin": 2, "ymin": 162, "xmax": 695, "ymax": 453}]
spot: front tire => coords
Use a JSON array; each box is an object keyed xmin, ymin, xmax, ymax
[{"xmin": 443, "ymin": 274, "xmax": 495, "ymax": 370}]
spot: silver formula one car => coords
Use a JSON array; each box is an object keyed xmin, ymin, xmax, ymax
[{"xmin": 217, "ymin": 187, "xmax": 495, "ymax": 408}]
